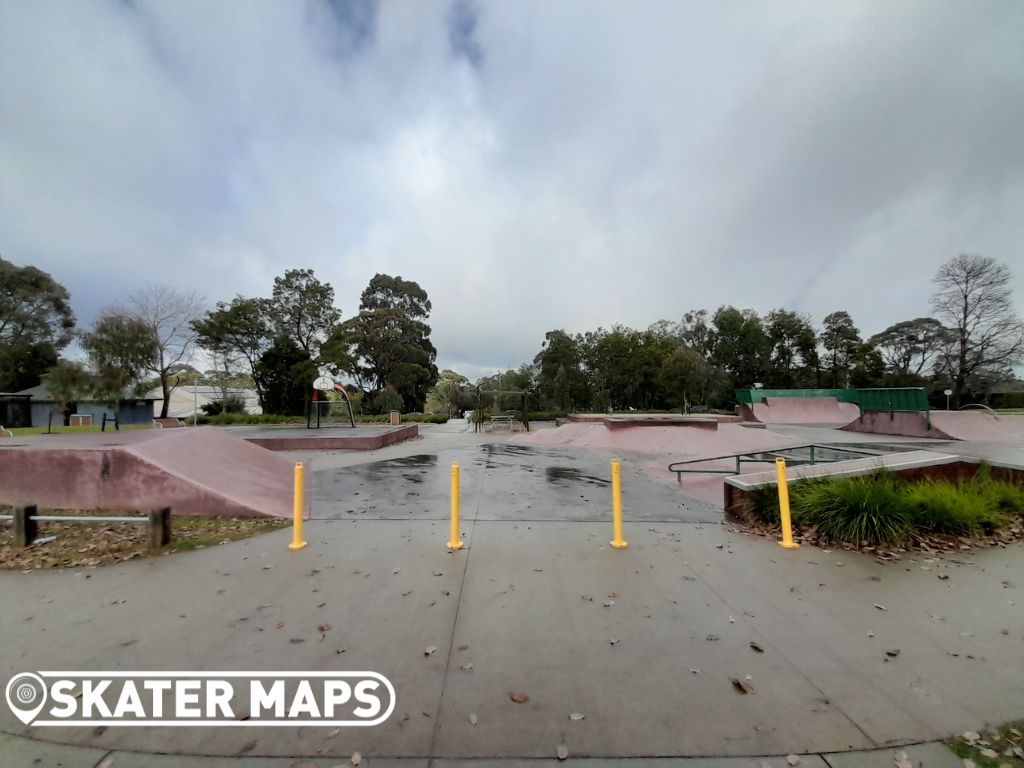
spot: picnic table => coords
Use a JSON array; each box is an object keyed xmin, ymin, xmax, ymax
[{"xmin": 486, "ymin": 415, "xmax": 522, "ymax": 432}]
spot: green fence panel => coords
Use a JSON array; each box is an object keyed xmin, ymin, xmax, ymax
[
  {"xmin": 735, "ymin": 388, "xmax": 857, "ymax": 405},
  {"xmin": 855, "ymin": 388, "xmax": 929, "ymax": 413}
]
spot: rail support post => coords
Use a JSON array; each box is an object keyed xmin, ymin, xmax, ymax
[
  {"xmin": 289, "ymin": 462, "xmax": 308, "ymax": 551},
  {"xmin": 610, "ymin": 459, "xmax": 628, "ymax": 549},
  {"xmin": 148, "ymin": 507, "xmax": 171, "ymax": 550},
  {"xmin": 447, "ymin": 462, "xmax": 463, "ymax": 550},
  {"xmin": 14, "ymin": 505, "xmax": 37, "ymax": 548},
  {"xmin": 776, "ymin": 458, "xmax": 799, "ymax": 549}
]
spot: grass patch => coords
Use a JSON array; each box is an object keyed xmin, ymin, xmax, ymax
[
  {"xmin": 9, "ymin": 424, "xmax": 151, "ymax": 436},
  {"xmin": 947, "ymin": 722, "xmax": 1024, "ymax": 768},
  {"xmin": 746, "ymin": 465, "xmax": 1024, "ymax": 547}
]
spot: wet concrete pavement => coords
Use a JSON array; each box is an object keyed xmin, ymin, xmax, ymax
[{"xmin": 310, "ymin": 442, "xmax": 719, "ymax": 523}]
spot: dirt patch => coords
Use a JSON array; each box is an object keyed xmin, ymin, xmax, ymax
[{"xmin": 0, "ymin": 510, "xmax": 290, "ymax": 569}]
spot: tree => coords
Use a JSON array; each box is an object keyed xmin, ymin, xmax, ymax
[
  {"xmin": 534, "ymin": 330, "xmax": 589, "ymax": 410},
  {"xmin": 868, "ymin": 318, "xmax": 951, "ymax": 381},
  {"xmin": 127, "ymin": 285, "xmax": 204, "ymax": 418},
  {"xmin": 659, "ymin": 346, "xmax": 707, "ymax": 411},
  {"xmin": 428, "ymin": 369, "xmax": 470, "ymax": 417},
  {"xmin": 45, "ymin": 360, "xmax": 94, "ymax": 425},
  {"xmin": 819, "ymin": 311, "xmax": 862, "ymax": 387},
  {"xmin": 254, "ymin": 337, "xmax": 316, "ymax": 416},
  {"xmin": 0, "ymin": 257, "xmax": 76, "ymax": 391},
  {"xmin": 710, "ymin": 306, "xmax": 769, "ymax": 391},
  {"xmin": 765, "ymin": 309, "xmax": 819, "ymax": 387},
  {"xmin": 325, "ymin": 274, "xmax": 437, "ymax": 412},
  {"xmin": 269, "ymin": 269, "xmax": 341, "ymax": 357},
  {"xmin": 193, "ymin": 297, "xmax": 273, "ymax": 408},
  {"xmin": 931, "ymin": 254, "xmax": 1024, "ymax": 405},
  {"xmin": 81, "ymin": 312, "xmax": 158, "ymax": 408}
]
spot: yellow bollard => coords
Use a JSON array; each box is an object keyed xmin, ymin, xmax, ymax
[
  {"xmin": 447, "ymin": 462, "xmax": 464, "ymax": 550},
  {"xmin": 288, "ymin": 462, "xmax": 308, "ymax": 551},
  {"xmin": 610, "ymin": 459, "xmax": 628, "ymax": 549},
  {"xmin": 776, "ymin": 457, "xmax": 799, "ymax": 549}
]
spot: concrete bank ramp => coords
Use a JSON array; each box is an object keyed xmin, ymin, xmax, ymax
[
  {"xmin": 740, "ymin": 396, "xmax": 860, "ymax": 426},
  {"xmin": 0, "ymin": 427, "xmax": 291, "ymax": 517},
  {"xmin": 842, "ymin": 410, "xmax": 1024, "ymax": 442}
]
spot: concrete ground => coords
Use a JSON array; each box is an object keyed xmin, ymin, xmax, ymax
[{"xmin": 1, "ymin": 420, "xmax": 1020, "ymax": 766}]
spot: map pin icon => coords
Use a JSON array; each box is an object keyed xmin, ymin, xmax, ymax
[{"xmin": 5, "ymin": 673, "xmax": 48, "ymax": 725}]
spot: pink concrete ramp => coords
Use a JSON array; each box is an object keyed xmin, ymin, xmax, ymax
[
  {"xmin": 517, "ymin": 421, "xmax": 801, "ymax": 456},
  {"xmin": 741, "ymin": 397, "xmax": 860, "ymax": 426},
  {"xmin": 515, "ymin": 422, "xmax": 808, "ymax": 506},
  {"xmin": 842, "ymin": 411, "xmax": 1024, "ymax": 442},
  {"xmin": 0, "ymin": 427, "xmax": 292, "ymax": 517}
]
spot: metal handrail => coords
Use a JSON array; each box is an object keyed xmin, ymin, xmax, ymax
[
  {"xmin": 957, "ymin": 403, "xmax": 1000, "ymax": 419},
  {"xmin": 667, "ymin": 443, "xmax": 879, "ymax": 481}
]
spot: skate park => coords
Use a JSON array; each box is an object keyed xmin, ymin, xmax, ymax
[{"xmin": 1, "ymin": 389, "xmax": 1022, "ymax": 766}]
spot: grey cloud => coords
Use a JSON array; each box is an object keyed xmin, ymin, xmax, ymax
[{"xmin": 0, "ymin": 0, "xmax": 1021, "ymax": 378}]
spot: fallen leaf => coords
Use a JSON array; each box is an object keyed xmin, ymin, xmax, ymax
[
  {"xmin": 275, "ymin": 622, "xmax": 285, "ymax": 629},
  {"xmin": 787, "ymin": 755, "xmax": 801, "ymax": 766},
  {"xmin": 886, "ymin": 649, "xmax": 900, "ymax": 657},
  {"xmin": 874, "ymin": 604, "xmax": 887, "ymax": 611},
  {"xmin": 469, "ymin": 713, "xmax": 478, "ymax": 725},
  {"xmin": 706, "ymin": 634, "xmax": 720, "ymax": 642},
  {"xmin": 325, "ymin": 727, "xmax": 340, "ymax": 739},
  {"xmin": 569, "ymin": 712, "xmax": 585, "ymax": 721},
  {"xmin": 749, "ymin": 641, "xmax": 765, "ymax": 653},
  {"xmin": 433, "ymin": 570, "xmax": 444, "ymax": 576},
  {"xmin": 393, "ymin": 568, "xmax": 401, "ymax": 574},
  {"xmin": 557, "ymin": 744, "xmax": 569, "ymax": 760},
  {"xmin": 609, "ymin": 637, "xmax": 619, "ymax": 645},
  {"xmin": 938, "ymin": 574, "xmax": 950, "ymax": 581},
  {"xmin": 290, "ymin": 638, "xmax": 305, "ymax": 644},
  {"xmin": 424, "ymin": 645, "xmax": 437, "ymax": 656},
  {"xmin": 459, "ymin": 664, "xmax": 473, "ymax": 671},
  {"xmin": 318, "ymin": 624, "xmax": 332, "ymax": 633},
  {"xmin": 730, "ymin": 678, "xmax": 754, "ymax": 694},
  {"xmin": 980, "ymin": 749, "xmax": 998, "ymax": 759},
  {"xmin": 351, "ymin": 751, "xmax": 362, "ymax": 766},
  {"xmin": 603, "ymin": 600, "xmax": 615, "ymax": 607},
  {"xmin": 509, "ymin": 692, "xmax": 529, "ymax": 703}
]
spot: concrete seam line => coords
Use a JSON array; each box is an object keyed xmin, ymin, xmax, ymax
[
  {"xmin": 425, "ymin": 452, "xmax": 479, "ymax": 766},
  {"xmin": 666, "ymin": 540, "xmax": 881, "ymax": 751}
]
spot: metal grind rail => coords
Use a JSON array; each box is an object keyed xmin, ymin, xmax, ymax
[{"xmin": 668, "ymin": 444, "xmax": 881, "ymax": 481}]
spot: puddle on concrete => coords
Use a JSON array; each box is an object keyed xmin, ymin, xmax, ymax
[
  {"xmin": 389, "ymin": 454, "xmax": 439, "ymax": 467},
  {"xmin": 544, "ymin": 466, "xmax": 609, "ymax": 487}
]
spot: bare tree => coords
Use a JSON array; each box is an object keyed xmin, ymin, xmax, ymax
[
  {"xmin": 931, "ymin": 254, "xmax": 1024, "ymax": 405},
  {"xmin": 128, "ymin": 285, "xmax": 205, "ymax": 418}
]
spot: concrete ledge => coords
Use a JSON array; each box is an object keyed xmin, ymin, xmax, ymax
[
  {"xmin": 722, "ymin": 449, "xmax": 1024, "ymax": 519},
  {"xmin": 242, "ymin": 423, "xmax": 419, "ymax": 451}
]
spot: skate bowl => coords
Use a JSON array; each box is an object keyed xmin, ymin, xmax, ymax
[
  {"xmin": 738, "ymin": 396, "xmax": 860, "ymax": 426},
  {"xmin": 843, "ymin": 410, "xmax": 1024, "ymax": 442},
  {"xmin": 0, "ymin": 427, "xmax": 292, "ymax": 518}
]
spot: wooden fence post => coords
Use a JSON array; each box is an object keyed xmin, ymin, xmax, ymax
[
  {"xmin": 14, "ymin": 505, "xmax": 37, "ymax": 547},
  {"xmin": 148, "ymin": 507, "xmax": 171, "ymax": 550}
]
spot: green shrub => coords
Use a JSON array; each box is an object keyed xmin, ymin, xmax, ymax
[
  {"xmin": 905, "ymin": 479, "xmax": 1007, "ymax": 535},
  {"xmin": 792, "ymin": 472, "xmax": 914, "ymax": 545}
]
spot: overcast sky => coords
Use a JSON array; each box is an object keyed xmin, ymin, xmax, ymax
[{"xmin": 2, "ymin": 1, "xmax": 1022, "ymax": 381}]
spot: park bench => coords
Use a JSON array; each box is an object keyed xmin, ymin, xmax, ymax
[{"xmin": 153, "ymin": 417, "xmax": 186, "ymax": 428}]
